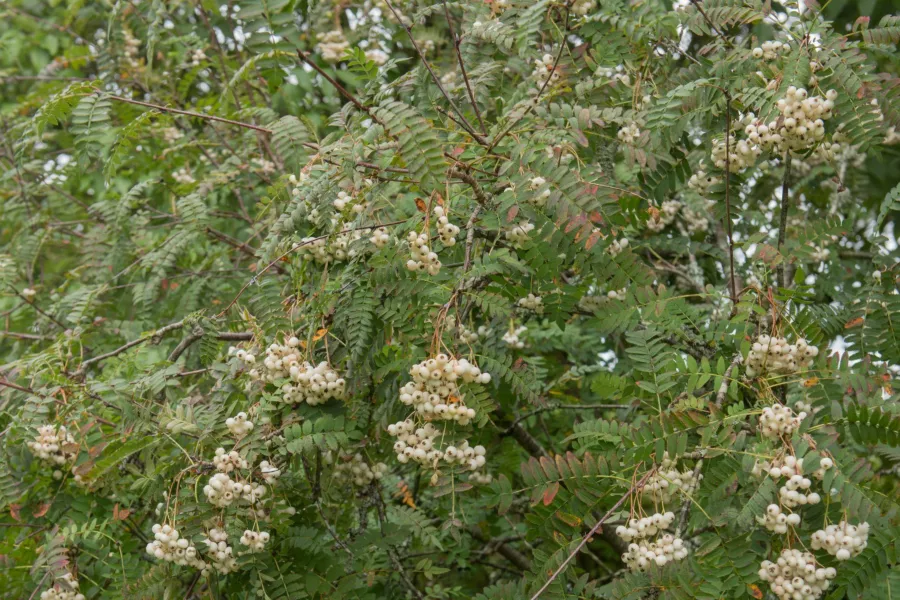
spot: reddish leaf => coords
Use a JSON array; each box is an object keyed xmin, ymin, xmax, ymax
[
  {"xmin": 543, "ymin": 482, "xmax": 560, "ymax": 506},
  {"xmin": 415, "ymin": 198, "xmax": 427, "ymax": 213},
  {"xmin": 9, "ymin": 504, "xmax": 21, "ymax": 521},
  {"xmin": 33, "ymin": 503, "xmax": 51, "ymax": 518},
  {"xmin": 506, "ymin": 205, "xmax": 519, "ymax": 223},
  {"xmin": 844, "ymin": 317, "xmax": 865, "ymax": 329}
]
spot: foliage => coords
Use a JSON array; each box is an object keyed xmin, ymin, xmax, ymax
[{"xmin": 1, "ymin": 0, "xmax": 900, "ymax": 599}]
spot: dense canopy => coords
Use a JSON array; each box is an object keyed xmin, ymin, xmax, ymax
[{"xmin": 1, "ymin": 0, "xmax": 900, "ymax": 599}]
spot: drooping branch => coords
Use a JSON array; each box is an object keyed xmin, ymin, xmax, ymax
[{"xmin": 776, "ymin": 153, "xmax": 792, "ymax": 290}]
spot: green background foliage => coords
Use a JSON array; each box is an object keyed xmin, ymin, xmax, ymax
[{"xmin": 1, "ymin": 0, "xmax": 900, "ymax": 598}]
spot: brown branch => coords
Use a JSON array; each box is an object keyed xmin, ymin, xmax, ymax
[
  {"xmin": 776, "ymin": 153, "xmax": 792, "ymax": 290},
  {"xmin": 462, "ymin": 205, "xmax": 482, "ymax": 272},
  {"xmin": 504, "ymin": 402, "xmax": 630, "ymax": 432},
  {"xmin": 442, "ymin": 0, "xmax": 486, "ymax": 133},
  {"xmin": 449, "ymin": 169, "xmax": 490, "ymax": 206},
  {"xmin": 75, "ymin": 320, "xmax": 252, "ymax": 375},
  {"xmin": 0, "ymin": 378, "xmax": 35, "ymax": 394},
  {"xmin": 296, "ymin": 50, "xmax": 378, "ymax": 121},
  {"xmin": 722, "ymin": 91, "xmax": 737, "ymax": 307},
  {"xmin": 714, "ymin": 354, "xmax": 742, "ymax": 407},
  {"xmin": 383, "ymin": 0, "xmax": 489, "ymax": 146},
  {"xmin": 528, "ymin": 467, "xmax": 656, "ymax": 600},
  {"xmin": 106, "ymin": 95, "xmax": 272, "ymax": 133}
]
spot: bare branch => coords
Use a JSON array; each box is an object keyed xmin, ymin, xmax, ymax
[{"xmin": 107, "ymin": 95, "xmax": 273, "ymax": 133}]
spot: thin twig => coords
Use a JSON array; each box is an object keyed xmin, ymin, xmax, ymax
[
  {"xmin": 107, "ymin": 95, "xmax": 272, "ymax": 133},
  {"xmin": 776, "ymin": 153, "xmax": 792, "ymax": 290},
  {"xmin": 675, "ymin": 458, "xmax": 705, "ymax": 538},
  {"xmin": 529, "ymin": 468, "xmax": 656, "ymax": 600},
  {"xmin": 504, "ymin": 402, "xmax": 630, "ymax": 432},
  {"xmin": 722, "ymin": 91, "xmax": 737, "ymax": 307},
  {"xmin": 296, "ymin": 50, "xmax": 377, "ymax": 119},
  {"xmin": 462, "ymin": 205, "xmax": 482, "ymax": 272},
  {"xmin": 442, "ymin": 0, "xmax": 486, "ymax": 133},
  {"xmin": 714, "ymin": 354, "xmax": 742, "ymax": 407},
  {"xmin": 384, "ymin": 0, "xmax": 489, "ymax": 146},
  {"xmin": 449, "ymin": 169, "xmax": 490, "ymax": 206}
]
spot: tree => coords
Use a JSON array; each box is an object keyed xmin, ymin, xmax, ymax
[{"xmin": 1, "ymin": 0, "xmax": 900, "ymax": 598}]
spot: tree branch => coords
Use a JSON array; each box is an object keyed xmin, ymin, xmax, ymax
[
  {"xmin": 384, "ymin": 0, "xmax": 489, "ymax": 146},
  {"xmin": 106, "ymin": 95, "xmax": 272, "ymax": 133},
  {"xmin": 776, "ymin": 153, "xmax": 792, "ymax": 290},
  {"xmin": 442, "ymin": 0, "xmax": 486, "ymax": 134},
  {"xmin": 528, "ymin": 467, "xmax": 656, "ymax": 600}
]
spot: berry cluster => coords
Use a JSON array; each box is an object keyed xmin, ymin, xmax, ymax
[
  {"xmin": 531, "ymin": 53, "xmax": 561, "ymax": 88},
  {"xmin": 752, "ymin": 40, "xmax": 789, "ymax": 60},
  {"xmin": 202, "ymin": 529, "xmax": 239, "ymax": 574},
  {"xmin": 528, "ymin": 177, "xmax": 552, "ymax": 205},
  {"xmin": 711, "ymin": 132, "xmax": 760, "ymax": 172},
  {"xmin": 607, "ymin": 237, "xmax": 630, "ymax": 257},
  {"xmin": 759, "ymin": 404, "xmax": 807, "ymax": 440},
  {"xmin": 571, "ymin": 0, "xmax": 597, "ymax": 16},
  {"xmin": 745, "ymin": 334, "xmax": 819, "ymax": 377},
  {"xmin": 458, "ymin": 322, "xmax": 490, "ymax": 344},
  {"xmin": 683, "ymin": 205, "xmax": 711, "ymax": 233},
  {"xmin": 258, "ymin": 460, "xmax": 282, "ymax": 484},
  {"xmin": 810, "ymin": 521, "xmax": 869, "ymax": 561},
  {"xmin": 213, "ymin": 447, "xmax": 249, "ymax": 473},
  {"xmin": 387, "ymin": 420, "xmax": 488, "ymax": 474},
  {"xmin": 617, "ymin": 512, "xmax": 688, "ymax": 571},
  {"xmin": 617, "ymin": 122, "xmax": 641, "ymax": 145},
  {"xmin": 365, "ymin": 48, "xmax": 389, "ymax": 66},
  {"xmin": 469, "ymin": 470, "xmax": 494, "ymax": 484},
  {"xmin": 406, "ymin": 231, "xmax": 442, "ymax": 275},
  {"xmin": 228, "ymin": 346, "xmax": 256, "ymax": 364},
  {"xmin": 123, "ymin": 29, "xmax": 141, "ymax": 68},
  {"xmin": 172, "ymin": 168, "xmax": 195, "ymax": 185},
  {"xmin": 22, "ymin": 287, "xmax": 37, "ymax": 301},
  {"xmin": 517, "ymin": 293, "xmax": 544, "ymax": 314},
  {"xmin": 397, "ymin": 355, "xmax": 489, "ymax": 425},
  {"xmin": 40, "ymin": 573, "xmax": 85, "ymax": 600},
  {"xmin": 317, "ymin": 30, "xmax": 349, "ymax": 62},
  {"xmin": 250, "ymin": 339, "xmax": 346, "ymax": 405},
  {"xmin": 333, "ymin": 190, "xmax": 366, "ymax": 214},
  {"xmin": 369, "ymin": 227, "xmax": 391, "ymax": 248},
  {"xmin": 757, "ymin": 503, "xmax": 801, "ymax": 534},
  {"xmin": 28, "ymin": 424, "xmax": 77, "ymax": 466},
  {"xmin": 504, "ymin": 221, "xmax": 535, "ymax": 247},
  {"xmin": 146, "ymin": 523, "xmax": 207, "ymax": 571},
  {"xmin": 502, "ymin": 325, "xmax": 528, "ymax": 348},
  {"xmin": 646, "ymin": 200, "xmax": 681, "ymax": 232},
  {"xmin": 687, "ymin": 165, "xmax": 720, "ymax": 195},
  {"xmin": 226, "ymin": 412, "xmax": 254, "ymax": 438},
  {"xmin": 746, "ymin": 88, "xmax": 837, "ymax": 155},
  {"xmin": 297, "ymin": 230, "xmax": 363, "ymax": 264},
  {"xmin": 778, "ymin": 473, "xmax": 821, "ymax": 509},
  {"xmin": 239, "ymin": 530, "xmax": 271, "ymax": 553},
  {"xmin": 607, "ymin": 288, "xmax": 627, "ymax": 300},
  {"xmin": 645, "ymin": 453, "xmax": 703, "ymax": 504},
  {"xmin": 433, "ymin": 206, "xmax": 460, "ymax": 245},
  {"xmin": 758, "ymin": 549, "xmax": 835, "ymax": 600},
  {"xmin": 189, "ymin": 48, "xmax": 206, "ymax": 66},
  {"xmin": 596, "ymin": 65, "xmax": 631, "ymax": 87},
  {"xmin": 328, "ymin": 451, "xmax": 389, "ymax": 487}
]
